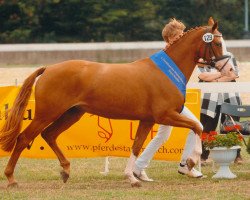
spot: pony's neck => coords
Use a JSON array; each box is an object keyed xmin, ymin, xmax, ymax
[{"xmin": 165, "ymin": 27, "xmax": 205, "ymax": 82}]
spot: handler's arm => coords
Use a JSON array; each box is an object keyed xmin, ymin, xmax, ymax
[{"xmin": 198, "ymin": 71, "xmax": 222, "ymax": 82}]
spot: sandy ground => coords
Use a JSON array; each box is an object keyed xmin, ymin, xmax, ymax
[{"xmin": 0, "ymin": 62, "xmax": 250, "ymax": 103}]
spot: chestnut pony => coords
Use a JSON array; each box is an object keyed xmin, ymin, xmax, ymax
[{"xmin": 0, "ymin": 19, "xmax": 228, "ymax": 187}]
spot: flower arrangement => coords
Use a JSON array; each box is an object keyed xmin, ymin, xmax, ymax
[
  {"xmin": 202, "ymin": 131, "xmax": 243, "ymax": 149},
  {"xmin": 221, "ymin": 123, "xmax": 250, "ymax": 154}
]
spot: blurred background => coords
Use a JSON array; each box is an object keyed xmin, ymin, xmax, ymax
[
  {"xmin": 1, "ymin": 0, "xmax": 250, "ymax": 95},
  {"xmin": 0, "ymin": 0, "xmax": 248, "ymax": 43}
]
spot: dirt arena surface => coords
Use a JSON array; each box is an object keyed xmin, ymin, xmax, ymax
[{"xmin": 0, "ymin": 62, "xmax": 250, "ymax": 103}]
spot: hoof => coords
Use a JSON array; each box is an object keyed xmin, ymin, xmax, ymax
[
  {"xmin": 60, "ymin": 170, "xmax": 69, "ymax": 183},
  {"xmin": 131, "ymin": 181, "xmax": 142, "ymax": 188},
  {"xmin": 7, "ymin": 181, "xmax": 18, "ymax": 188},
  {"xmin": 186, "ymin": 158, "xmax": 195, "ymax": 171}
]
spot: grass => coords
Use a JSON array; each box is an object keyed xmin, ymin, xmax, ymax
[{"xmin": 0, "ymin": 147, "xmax": 250, "ymax": 200}]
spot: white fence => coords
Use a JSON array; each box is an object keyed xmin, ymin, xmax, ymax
[
  {"xmin": 1, "ymin": 40, "xmax": 250, "ymax": 64},
  {"xmin": 187, "ymin": 82, "xmax": 250, "ymax": 93}
]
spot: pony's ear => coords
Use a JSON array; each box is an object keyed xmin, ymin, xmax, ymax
[
  {"xmin": 208, "ymin": 17, "xmax": 215, "ymax": 26},
  {"xmin": 212, "ymin": 21, "xmax": 218, "ymax": 32}
]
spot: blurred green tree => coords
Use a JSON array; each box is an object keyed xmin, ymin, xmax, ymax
[{"xmin": 0, "ymin": 0, "xmax": 246, "ymax": 43}]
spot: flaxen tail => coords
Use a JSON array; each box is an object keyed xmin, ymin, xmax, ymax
[{"xmin": 0, "ymin": 67, "xmax": 46, "ymax": 152}]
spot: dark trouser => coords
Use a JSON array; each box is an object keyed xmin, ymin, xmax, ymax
[{"xmin": 200, "ymin": 105, "xmax": 241, "ymax": 160}]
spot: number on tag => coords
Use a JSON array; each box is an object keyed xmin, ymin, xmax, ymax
[{"xmin": 202, "ymin": 33, "xmax": 214, "ymax": 43}]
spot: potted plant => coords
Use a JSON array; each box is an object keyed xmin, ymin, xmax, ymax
[{"xmin": 202, "ymin": 130, "xmax": 243, "ymax": 179}]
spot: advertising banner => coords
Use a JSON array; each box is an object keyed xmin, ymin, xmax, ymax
[{"xmin": 0, "ymin": 86, "xmax": 200, "ymax": 161}]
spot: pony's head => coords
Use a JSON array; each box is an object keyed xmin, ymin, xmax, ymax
[
  {"xmin": 197, "ymin": 17, "xmax": 228, "ymax": 66},
  {"xmin": 197, "ymin": 17, "xmax": 236, "ymax": 77}
]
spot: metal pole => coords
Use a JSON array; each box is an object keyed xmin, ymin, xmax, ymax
[{"xmin": 245, "ymin": 0, "xmax": 249, "ymax": 32}]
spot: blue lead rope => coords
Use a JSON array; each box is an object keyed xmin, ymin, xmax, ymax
[{"xmin": 150, "ymin": 50, "xmax": 187, "ymax": 98}]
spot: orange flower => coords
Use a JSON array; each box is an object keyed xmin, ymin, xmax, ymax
[
  {"xmin": 238, "ymin": 134, "xmax": 243, "ymax": 141},
  {"xmin": 209, "ymin": 131, "xmax": 218, "ymax": 135},
  {"xmin": 201, "ymin": 132, "xmax": 208, "ymax": 141},
  {"xmin": 224, "ymin": 126, "xmax": 234, "ymax": 131},
  {"xmin": 234, "ymin": 124, "xmax": 242, "ymax": 130},
  {"xmin": 208, "ymin": 135, "xmax": 216, "ymax": 141}
]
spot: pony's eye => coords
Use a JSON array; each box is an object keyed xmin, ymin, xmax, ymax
[{"xmin": 214, "ymin": 42, "xmax": 222, "ymax": 47}]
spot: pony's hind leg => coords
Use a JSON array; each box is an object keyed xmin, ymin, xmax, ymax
[
  {"xmin": 41, "ymin": 106, "xmax": 84, "ymax": 183},
  {"xmin": 4, "ymin": 119, "xmax": 50, "ymax": 188},
  {"xmin": 125, "ymin": 121, "xmax": 154, "ymax": 187}
]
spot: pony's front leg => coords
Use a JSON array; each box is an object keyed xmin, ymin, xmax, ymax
[
  {"xmin": 124, "ymin": 153, "xmax": 140, "ymax": 187},
  {"xmin": 158, "ymin": 111, "xmax": 203, "ymax": 136},
  {"xmin": 157, "ymin": 112, "xmax": 202, "ymax": 169},
  {"xmin": 124, "ymin": 121, "xmax": 154, "ymax": 187},
  {"xmin": 186, "ymin": 134, "xmax": 202, "ymax": 170}
]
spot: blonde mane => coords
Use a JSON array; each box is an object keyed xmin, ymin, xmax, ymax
[{"xmin": 165, "ymin": 26, "xmax": 208, "ymax": 50}]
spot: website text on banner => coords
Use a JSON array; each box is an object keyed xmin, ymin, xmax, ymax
[{"xmin": 0, "ymin": 86, "xmax": 200, "ymax": 161}]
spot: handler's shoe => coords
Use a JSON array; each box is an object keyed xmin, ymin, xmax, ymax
[
  {"xmin": 133, "ymin": 169, "xmax": 154, "ymax": 182},
  {"xmin": 178, "ymin": 164, "xmax": 203, "ymax": 178}
]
